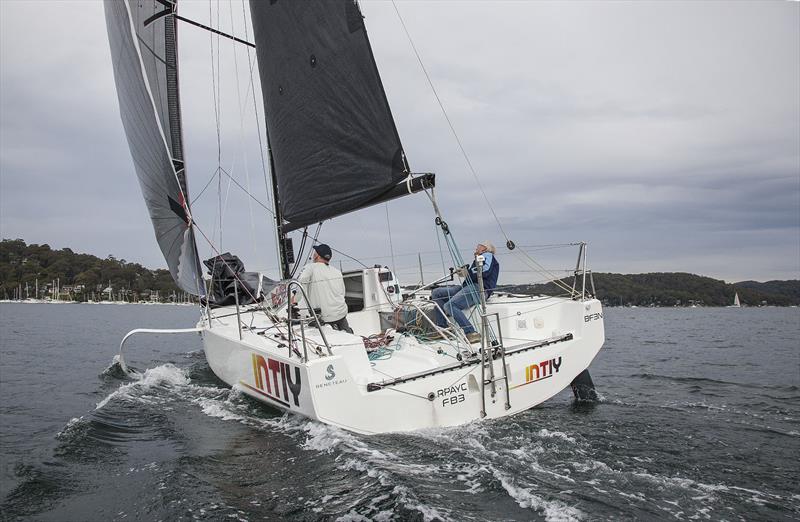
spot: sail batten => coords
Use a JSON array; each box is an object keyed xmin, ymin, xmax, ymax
[
  {"xmin": 249, "ymin": 0, "xmax": 414, "ymax": 231},
  {"xmin": 104, "ymin": 0, "xmax": 203, "ymax": 296}
]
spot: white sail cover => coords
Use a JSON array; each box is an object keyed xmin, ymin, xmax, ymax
[{"xmin": 104, "ymin": 0, "xmax": 204, "ymax": 295}]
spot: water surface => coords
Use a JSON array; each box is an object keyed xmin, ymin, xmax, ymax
[{"xmin": 1, "ymin": 304, "xmax": 798, "ymax": 520}]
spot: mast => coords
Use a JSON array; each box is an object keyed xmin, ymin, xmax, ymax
[{"xmin": 266, "ymin": 134, "xmax": 291, "ymax": 280}]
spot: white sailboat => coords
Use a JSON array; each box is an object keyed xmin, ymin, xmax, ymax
[
  {"xmin": 730, "ymin": 292, "xmax": 741, "ymax": 308},
  {"xmin": 106, "ymin": 0, "xmax": 605, "ymax": 434}
]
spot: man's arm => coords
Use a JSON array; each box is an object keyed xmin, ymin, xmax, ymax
[
  {"xmin": 462, "ymin": 254, "xmax": 493, "ymax": 288},
  {"xmin": 481, "ymin": 253, "xmax": 494, "ymax": 272},
  {"xmin": 295, "ymin": 264, "xmax": 314, "ymax": 307},
  {"xmin": 297, "ymin": 264, "xmax": 313, "ymax": 285}
]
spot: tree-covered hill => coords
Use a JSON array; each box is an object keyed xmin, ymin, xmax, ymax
[
  {"xmin": 2, "ymin": 238, "xmax": 797, "ymax": 306},
  {"xmin": 734, "ymin": 280, "xmax": 800, "ymax": 303},
  {"xmin": 503, "ymin": 272, "xmax": 799, "ymax": 307},
  {"xmin": 0, "ymin": 238, "xmax": 184, "ymax": 301}
]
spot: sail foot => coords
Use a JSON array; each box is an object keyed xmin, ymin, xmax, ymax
[{"xmin": 283, "ymin": 173, "xmax": 435, "ymax": 232}]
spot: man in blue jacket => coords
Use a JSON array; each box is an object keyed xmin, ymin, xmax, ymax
[{"xmin": 431, "ymin": 241, "xmax": 500, "ymax": 344}]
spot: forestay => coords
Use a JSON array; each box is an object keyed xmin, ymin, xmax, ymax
[
  {"xmin": 249, "ymin": 0, "xmax": 411, "ymax": 232},
  {"xmin": 104, "ymin": 0, "xmax": 204, "ymax": 295}
]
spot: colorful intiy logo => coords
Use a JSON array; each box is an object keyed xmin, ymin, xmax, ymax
[
  {"xmin": 240, "ymin": 353, "xmax": 302, "ymax": 407},
  {"xmin": 511, "ymin": 356, "xmax": 563, "ymax": 390},
  {"xmin": 269, "ymin": 282, "xmax": 289, "ymax": 308}
]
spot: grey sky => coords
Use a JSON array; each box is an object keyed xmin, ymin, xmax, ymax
[{"xmin": 1, "ymin": 0, "xmax": 798, "ymax": 285}]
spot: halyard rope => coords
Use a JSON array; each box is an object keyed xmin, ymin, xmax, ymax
[{"xmin": 390, "ymin": 1, "xmax": 576, "ymax": 296}]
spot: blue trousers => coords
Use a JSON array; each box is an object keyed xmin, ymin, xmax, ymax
[{"xmin": 431, "ymin": 285, "xmax": 481, "ymax": 334}]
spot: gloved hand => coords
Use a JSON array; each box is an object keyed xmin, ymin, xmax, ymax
[{"xmin": 455, "ymin": 266, "xmax": 469, "ymax": 278}]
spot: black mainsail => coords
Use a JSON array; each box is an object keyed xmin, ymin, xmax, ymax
[
  {"xmin": 249, "ymin": 0, "xmax": 431, "ymax": 234},
  {"xmin": 104, "ymin": 0, "xmax": 204, "ymax": 295}
]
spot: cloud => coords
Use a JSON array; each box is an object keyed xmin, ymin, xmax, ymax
[{"xmin": 1, "ymin": 0, "xmax": 798, "ymax": 284}]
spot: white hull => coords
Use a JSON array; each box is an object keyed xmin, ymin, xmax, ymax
[{"xmin": 200, "ymin": 294, "xmax": 604, "ymax": 434}]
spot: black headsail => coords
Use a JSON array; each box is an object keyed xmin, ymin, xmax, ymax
[
  {"xmin": 249, "ymin": 0, "xmax": 434, "ymax": 241},
  {"xmin": 104, "ymin": 0, "xmax": 204, "ymax": 295}
]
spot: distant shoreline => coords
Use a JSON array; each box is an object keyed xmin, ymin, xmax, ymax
[
  {"xmin": 0, "ymin": 299, "xmax": 196, "ymax": 306},
  {"xmin": 0, "ymin": 299, "xmax": 797, "ymax": 309},
  {"xmin": 2, "ymin": 239, "xmax": 798, "ymax": 307}
]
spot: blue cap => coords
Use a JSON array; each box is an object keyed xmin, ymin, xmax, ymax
[{"xmin": 313, "ymin": 244, "xmax": 332, "ymax": 261}]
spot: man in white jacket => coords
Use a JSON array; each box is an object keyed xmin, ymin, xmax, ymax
[{"xmin": 297, "ymin": 244, "xmax": 352, "ymax": 333}]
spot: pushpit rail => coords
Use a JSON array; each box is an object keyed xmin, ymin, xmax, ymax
[
  {"xmin": 219, "ymin": 278, "xmax": 333, "ymax": 362},
  {"xmin": 285, "ymin": 280, "xmax": 333, "ymax": 361}
]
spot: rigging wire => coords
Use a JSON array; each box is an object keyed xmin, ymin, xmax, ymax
[
  {"xmin": 290, "ymin": 227, "xmax": 309, "ymax": 278},
  {"xmin": 220, "ymin": 167, "xmax": 273, "ymax": 214},
  {"xmin": 196, "ymin": 170, "xmax": 574, "ymax": 292},
  {"xmin": 190, "ymin": 166, "xmax": 221, "ymax": 205},
  {"xmin": 510, "ymin": 247, "xmax": 575, "ymax": 294},
  {"xmin": 385, "ymin": 203, "xmax": 398, "ymax": 272},
  {"xmin": 240, "ymin": 0, "xmax": 282, "ymax": 272},
  {"xmin": 390, "ymin": 2, "xmax": 576, "ymax": 295},
  {"xmin": 208, "ymin": 1, "xmax": 226, "ymax": 249},
  {"xmin": 215, "ymin": 2, "xmax": 238, "ymax": 251},
  {"xmin": 433, "ymin": 224, "xmax": 448, "ymax": 282},
  {"xmin": 330, "ymin": 246, "xmax": 369, "ymax": 269},
  {"xmin": 191, "ymin": 4, "xmax": 579, "ymax": 294},
  {"xmin": 192, "ymin": 164, "xmax": 275, "ymax": 217},
  {"xmin": 309, "ymin": 222, "xmax": 323, "ymax": 259},
  {"xmin": 390, "ymin": 1, "xmax": 510, "ymax": 244},
  {"xmin": 191, "ymin": 221, "xmax": 301, "ymax": 349},
  {"xmin": 195, "ymin": 167, "xmax": 375, "ymax": 277},
  {"xmin": 289, "ymin": 221, "xmax": 323, "ymax": 278},
  {"xmin": 228, "ymin": 0, "xmax": 258, "ymax": 261},
  {"xmin": 194, "ymin": 1, "xmax": 282, "ymax": 277},
  {"xmin": 422, "ymin": 187, "xmax": 492, "ymax": 339}
]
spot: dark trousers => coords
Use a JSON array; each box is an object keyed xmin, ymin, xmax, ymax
[{"xmin": 327, "ymin": 316, "xmax": 353, "ymax": 334}]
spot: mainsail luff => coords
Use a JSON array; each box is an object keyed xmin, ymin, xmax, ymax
[
  {"xmin": 164, "ymin": 12, "xmax": 188, "ymax": 195},
  {"xmin": 249, "ymin": 0, "xmax": 414, "ymax": 233},
  {"xmin": 104, "ymin": 0, "xmax": 204, "ymax": 296}
]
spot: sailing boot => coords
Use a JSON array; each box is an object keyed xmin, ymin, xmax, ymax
[{"xmin": 466, "ymin": 331, "xmax": 482, "ymax": 344}]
